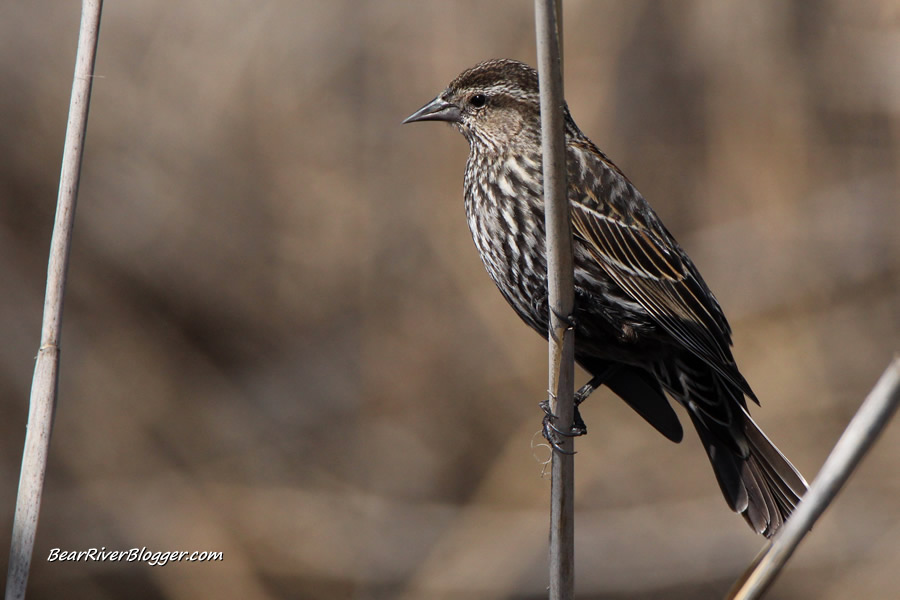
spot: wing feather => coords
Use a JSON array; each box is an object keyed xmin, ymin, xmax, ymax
[{"xmin": 568, "ymin": 168, "xmax": 753, "ymax": 399}]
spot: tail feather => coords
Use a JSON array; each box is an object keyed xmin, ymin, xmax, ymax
[
  {"xmin": 691, "ymin": 408, "xmax": 806, "ymax": 537},
  {"xmin": 708, "ymin": 407, "xmax": 807, "ymax": 537},
  {"xmin": 687, "ymin": 410, "xmax": 748, "ymax": 514},
  {"xmin": 745, "ymin": 454, "xmax": 781, "ymax": 534},
  {"xmin": 743, "ymin": 413, "xmax": 808, "ymax": 526},
  {"xmin": 744, "ymin": 413, "xmax": 808, "ymax": 506},
  {"xmin": 658, "ymin": 357, "xmax": 807, "ymax": 537}
]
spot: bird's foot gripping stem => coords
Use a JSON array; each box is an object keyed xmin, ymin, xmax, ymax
[
  {"xmin": 539, "ymin": 395, "xmax": 587, "ymax": 455},
  {"xmin": 550, "ymin": 306, "xmax": 577, "ymax": 330},
  {"xmin": 548, "ymin": 306, "xmax": 577, "ymax": 344}
]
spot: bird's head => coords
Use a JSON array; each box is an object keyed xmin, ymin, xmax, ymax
[{"xmin": 403, "ymin": 59, "xmax": 544, "ymax": 152}]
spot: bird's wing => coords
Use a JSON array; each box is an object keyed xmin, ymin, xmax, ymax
[{"xmin": 568, "ymin": 146, "xmax": 753, "ymax": 398}]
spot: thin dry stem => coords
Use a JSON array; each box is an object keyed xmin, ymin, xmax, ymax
[
  {"xmin": 5, "ymin": 2, "xmax": 103, "ymax": 599},
  {"xmin": 727, "ymin": 357, "xmax": 900, "ymax": 600},
  {"xmin": 535, "ymin": 1, "xmax": 576, "ymax": 598}
]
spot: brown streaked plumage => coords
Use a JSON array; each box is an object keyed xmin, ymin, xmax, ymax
[{"xmin": 404, "ymin": 58, "xmax": 806, "ymax": 537}]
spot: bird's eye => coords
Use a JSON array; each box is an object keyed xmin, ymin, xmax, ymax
[{"xmin": 469, "ymin": 94, "xmax": 487, "ymax": 108}]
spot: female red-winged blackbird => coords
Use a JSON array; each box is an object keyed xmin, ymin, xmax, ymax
[{"xmin": 404, "ymin": 58, "xmax": 807, "ymax": 537}]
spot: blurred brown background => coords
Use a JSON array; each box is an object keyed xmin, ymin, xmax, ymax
[{"xmin": 1, "ymin": 1, "xmax": 899, "ymax": 598}]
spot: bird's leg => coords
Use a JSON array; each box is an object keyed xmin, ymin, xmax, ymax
[
  {"xmin": 539, "ymin": 375, "xmax": 599, "ymax": 454},
  {"xmin": 574, "ymin": 378, "xmax": 597, "ymax": 406},
  {"xmin": 540, "ymin": 394, "xmax": 579, "ymax": 455},
  {"xmin": 563, "ymin": 380, "xmax": 593, "ymax": 441},
  {"xmin": 564, "ymin": 366, "xmax": 616, "ymax": 437}
]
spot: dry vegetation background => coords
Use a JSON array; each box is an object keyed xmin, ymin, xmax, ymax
[{"xmin": 1, "ymin": 1, "xmax": 899, "ymax": 599}]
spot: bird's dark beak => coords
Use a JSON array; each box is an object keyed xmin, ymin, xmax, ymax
[{"xmin": 402, "ymin": 96, "xmax": 461, "ymax": 124}]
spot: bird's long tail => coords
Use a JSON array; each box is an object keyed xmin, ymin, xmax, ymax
[
  {"xmin": 659, "ymin": 358, "xmax": 808, "ymax": 537},
  {"xmin": 688, "ymin": 409, "xmax": 807, "ymax": 537}
]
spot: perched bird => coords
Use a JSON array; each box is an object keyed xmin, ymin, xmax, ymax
[{"xmin": 403, "ymin": 58, "xmax": 807, "ymax": 537}]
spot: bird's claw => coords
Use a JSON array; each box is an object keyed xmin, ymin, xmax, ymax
[
  {"xmin": 539, "ymin": 398, "xmax": 587, "ymax": 455},
  {"xmin": 550, "ymin": 307, "xmax": 577, "ymax": 331}
]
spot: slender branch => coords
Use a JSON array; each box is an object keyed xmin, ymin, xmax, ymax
[
  {"xmin": 534, "ymin": 1, "xmax": 576, "ymax": 599},
  {"xmin": 4, "ymin": 2, "xmax": 103, "ymax": 599},
  {"xmin": 727, "ymin": 357, "xmax": 900, "ymax": 600}
]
